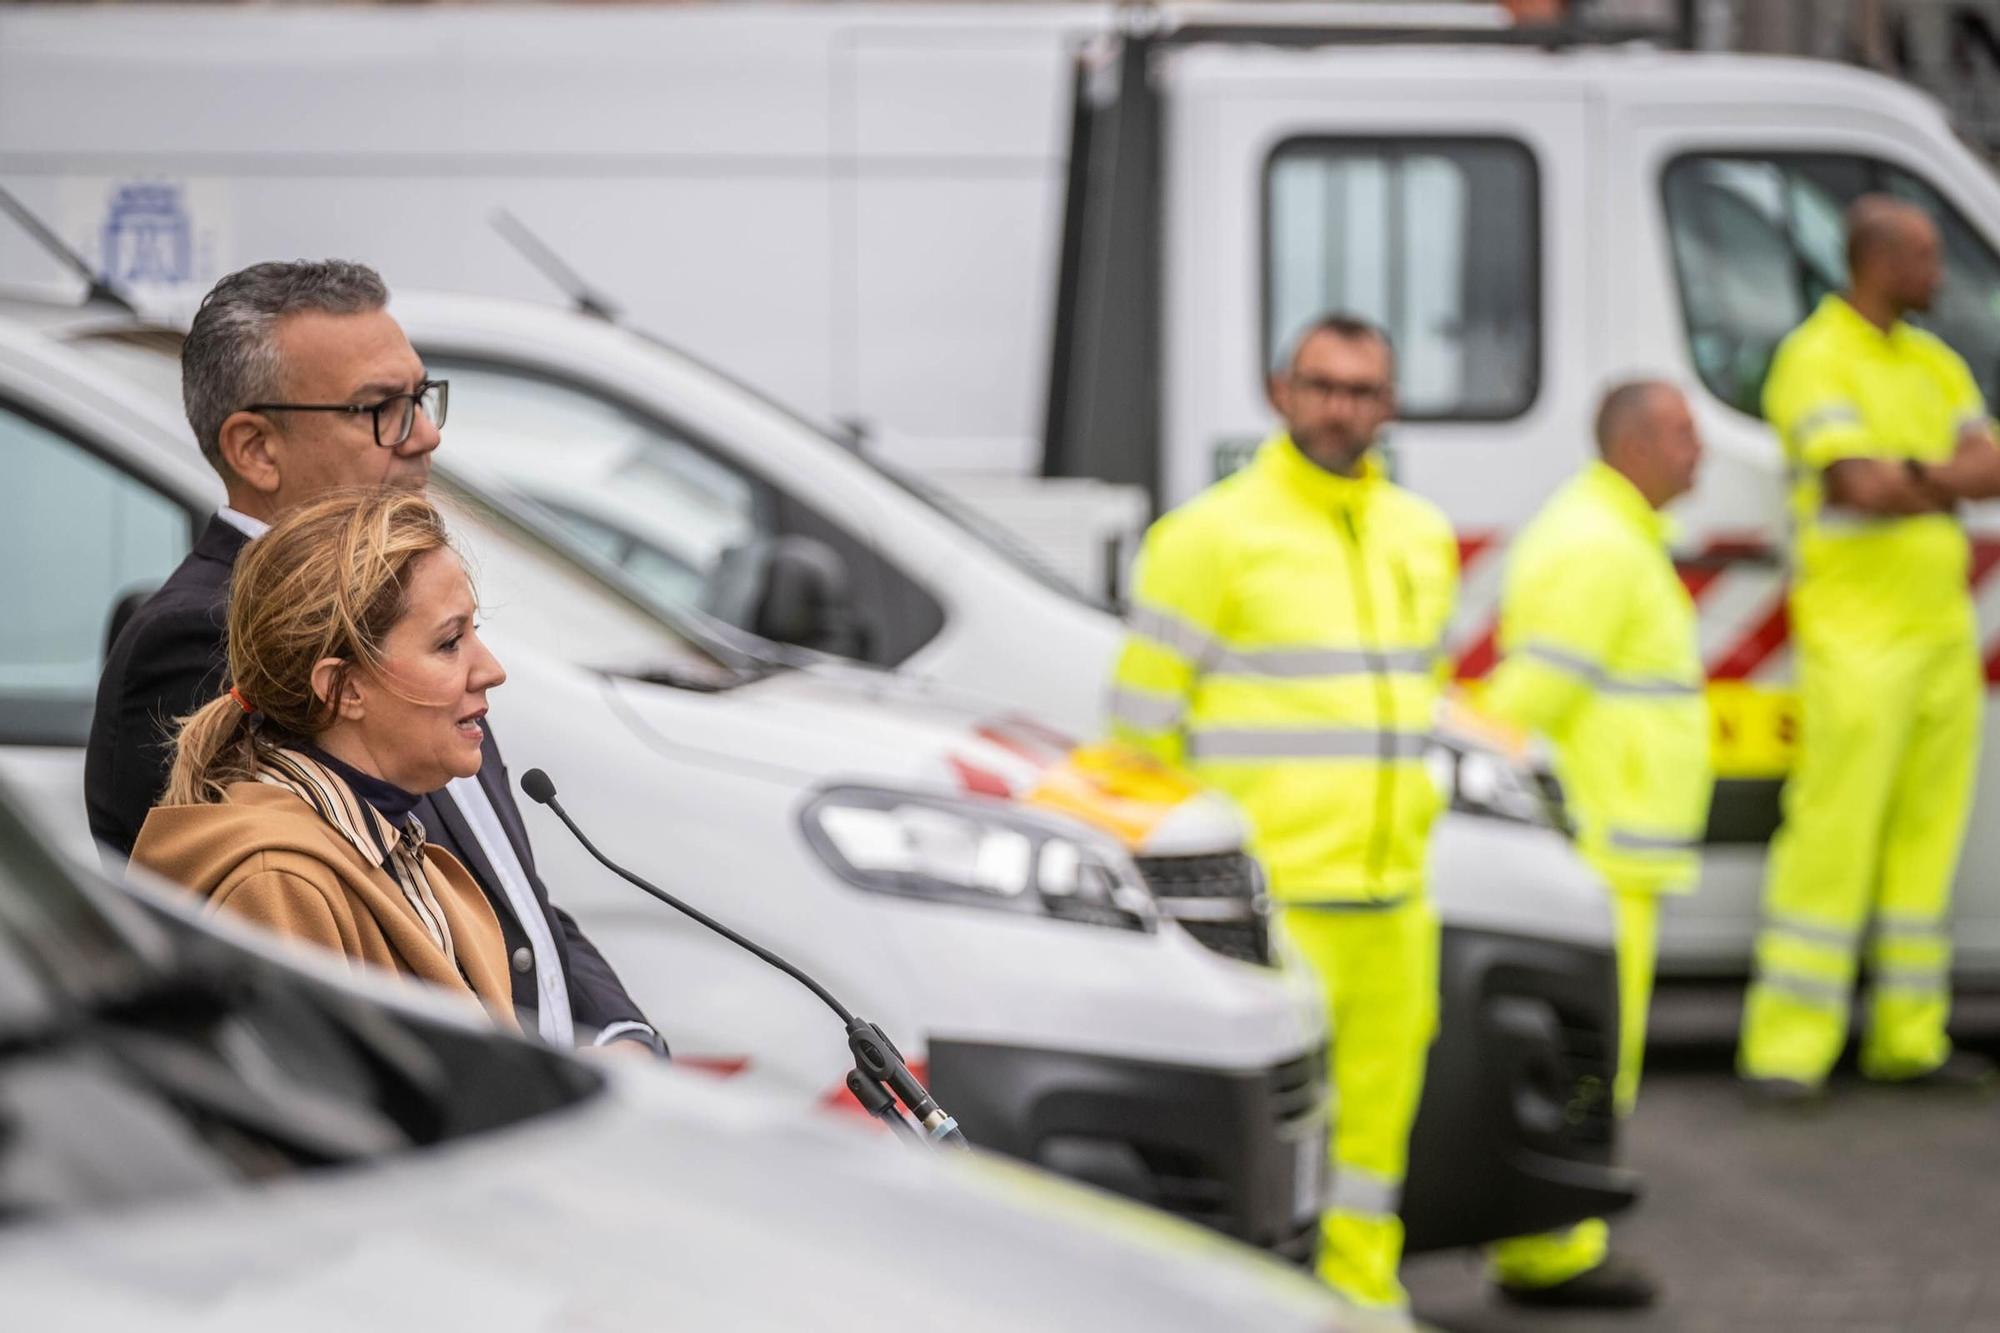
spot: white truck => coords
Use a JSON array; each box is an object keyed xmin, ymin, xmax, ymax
[{"xmin": 5, "ymin": 3, "xmax": 1998, "ymax": 976}]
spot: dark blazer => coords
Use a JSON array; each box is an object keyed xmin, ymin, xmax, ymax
[{"xmin": 86, "ymin": 514, "xmax": 660, "ymax": 1047}]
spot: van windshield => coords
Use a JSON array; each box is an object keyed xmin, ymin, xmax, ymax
[
  {"xmin": 442, "ymin": 334, "xmax": 1107, "ymax": 613},
  {"xmin": 59, "ymin": 329, "xmax": 749, "ymax": 688}
]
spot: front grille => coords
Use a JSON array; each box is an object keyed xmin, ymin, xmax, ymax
[
  {"xmin": 1135, "ymin": 851, "xmax": 1275, "ymax": 965},
  {"xmin": 1555, "ymin": 1007, "xmax": 1617, "ymax": 1147},
  {"xmin": 1267, "ymin": 1049, "xmax": 1325, "ymax": 1124}
]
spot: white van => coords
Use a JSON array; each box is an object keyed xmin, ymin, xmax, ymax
[
  {"xmin": 0, "ymin": 302, "xmax": 1636, "ymax": 1257},
  {"xmin": 0, "ymin": 313, "xmax": 1346, "ymax": 1261}
]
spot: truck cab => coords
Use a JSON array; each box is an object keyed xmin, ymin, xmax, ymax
[{"xmin": 1045, "ymin": 18, "xmax": 2000, "ymax": 978}]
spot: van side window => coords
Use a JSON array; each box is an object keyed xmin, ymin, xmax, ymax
[
  {"xmin": 1663, "ymin": 153, "xmax": 2000, "ymax": 416},
  {"xmin": 0, "ymin": 402, "xmax": 189, "ymax": 744},
  {"xmin": 1264, "ymin": 138, "xmax": 1540, "ymax": 420},
  {"xmin": 426, "ymin": 358, "xmax": 944, "ymax": 667},
  {"xmin": 428, "ymin": 359, "xmax": 776, "ymax": 613}
]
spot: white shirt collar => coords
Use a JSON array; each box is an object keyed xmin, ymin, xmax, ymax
[{"xmin": 216, "ymin": 506, "xmax": 271, "ymax": 541}]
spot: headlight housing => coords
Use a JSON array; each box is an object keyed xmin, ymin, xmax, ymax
[
  {"xmin": 801, "ymin": 786, "xmax": 1158, "ymax": 932},
  {"xmin": 1429, "ymin": 738, "xmax": 1571, "ymax": 832}
]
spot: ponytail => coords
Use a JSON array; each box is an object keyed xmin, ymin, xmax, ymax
[{"xmin": 162, "ymin": 693, "xmax": 262, "ymax": 807}]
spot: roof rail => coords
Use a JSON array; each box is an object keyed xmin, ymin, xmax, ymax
[{"xmin": 1139, "ymin": 1, "xmax": 1689, "ymax": 53}]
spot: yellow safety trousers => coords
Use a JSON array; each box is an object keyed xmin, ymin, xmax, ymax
[
  {"xmin": 1487, "ymin": 886, "xmax": 1659, "ymax": 1288},
  {"xmin": 1739, "ymin": 631, "xmax": 1981, "ymax": 1084},
  {"xmin": 1282, "ymin": 899, "xmax": 1439, "ymax": 1313}
]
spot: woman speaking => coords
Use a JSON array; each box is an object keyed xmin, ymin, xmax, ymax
[{"xmin": 132, "ymin": 490, "xmax": 517, "ymax": 1028}]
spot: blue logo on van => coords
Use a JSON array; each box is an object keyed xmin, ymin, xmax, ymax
[{"xmin": 102, "ymin": 183, "xmax": 193, "ymax": 286}]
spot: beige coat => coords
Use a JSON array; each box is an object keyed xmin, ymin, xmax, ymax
[{"xmin": 132, "ymin": 781, "xmax": 519, "ymax": 1030}]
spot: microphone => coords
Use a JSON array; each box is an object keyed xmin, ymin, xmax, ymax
[{"xmin": 519, "ymin": 768, "xmax": 965, "ymax": 1147}]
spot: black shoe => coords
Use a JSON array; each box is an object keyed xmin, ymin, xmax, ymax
[
  {"xmin": 1872, "ymin": 1050, "xmax": 1998, "ymax": 1091},
  {"xmin": 1741, "ymin": 1075, "xmax": 1825, "ymax": 1109},
  {"xmin": 1496, "ymin": 1255, "xmax": 1661, "ymax": 1310}
]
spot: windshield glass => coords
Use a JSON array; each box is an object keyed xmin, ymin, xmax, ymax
[
  {"xmin": 623, "ymin": 327, "xmax": 1106, "ymax": 606},
  {"xmin": 866, "ymin": 460, "xmax": 1107, "ymax": 609},
  {"xmin": 59, "ymin": 329, "xmax": 740, "ymax": 684},
  {"xmin": 434, "ymin": 340, "xmax": 1104, "ymax": 616}
]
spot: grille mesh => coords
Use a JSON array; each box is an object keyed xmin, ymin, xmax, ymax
[{"xmin": 1135, "ymin": 851, "xmax": 1274, "ymax": 965}]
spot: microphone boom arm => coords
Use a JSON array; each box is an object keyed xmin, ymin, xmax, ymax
[{"xmin": 521, "ymin": 769, "xmax": 965, "ymax": 1147}]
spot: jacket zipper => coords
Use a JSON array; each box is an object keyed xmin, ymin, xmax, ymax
[{"xmin": 1337, "ymin": 508, "xmax": 1396, "ymax": 896}]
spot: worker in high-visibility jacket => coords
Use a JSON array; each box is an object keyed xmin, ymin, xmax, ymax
[
  {"xmin": 1476, "ymin": 381, "xmax": 1712, "ymax": 1311},
  {"xmin": 1739, "ymin": 195, "xmax": 2000, "ymax": 1099},
  {"xmin": 1109, "ymin": 313, "xmax": 1458, "ymax": 1316}
]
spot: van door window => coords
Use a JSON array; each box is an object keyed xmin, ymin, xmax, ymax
[
  {"xmin": 425, "ymin": 357, "xmax": 945, "ymax": 667},
  {"xmin": 1265, "ymin": 138, "xmax": 1540, "ymax": 420},
  {"xmin": 1663, "ymin": 153, "xmax": 2000, "ymax": 417},
  {"xmin": 426, "ymin": 359, "xmax": 776, "ymax": 612},
  {"xmin": 0, "ymin": 403, "xmax": 191, "ymax": 745}
]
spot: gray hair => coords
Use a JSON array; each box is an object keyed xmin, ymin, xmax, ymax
[
  {"xmin": 1277, "ymin": 311, "xmax": 1395, "ymax": 376},
  {"xmin": 182, "ymin": 260, "xmax": 389, "ymax": 476}
]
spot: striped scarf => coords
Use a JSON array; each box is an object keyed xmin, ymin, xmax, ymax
[{"xmin": 256, "ymin": 747, "xmax": 459, "ymax": 967}]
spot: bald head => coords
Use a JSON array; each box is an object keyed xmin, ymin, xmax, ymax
[
  {"xmin": 1593, "ymin": 379, "xmax": 1702, "ymax": 509},
  {"xmin": 1846, "ymin": 194, "xmax": 1941, "ymax": 318},
  {"xmin": 1594, "ymin": 381, "xmax": 1674, "ymax": 457}
]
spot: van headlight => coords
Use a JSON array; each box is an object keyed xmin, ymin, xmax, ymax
[
  {"xmin": 801, "ymin": 786, "xmax": 1158, "ymax": 932},
  {"xmin": 1430, "ymin": 740, "xmax": 1571, "ymax": 832}
]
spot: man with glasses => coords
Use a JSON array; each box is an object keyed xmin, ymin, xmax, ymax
[
  {"xmin": 87, "ymin": 259, "xmax": 664, "ymax": 1056},
  {"xmin": 1108, "ymin": 314, "xmax": 1457, "ymax": 1318}
]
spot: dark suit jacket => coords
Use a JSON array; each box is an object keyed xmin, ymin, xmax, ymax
[{"xmin": 86, "ymin": 514, "xmax": 659, "ymax": 1047}]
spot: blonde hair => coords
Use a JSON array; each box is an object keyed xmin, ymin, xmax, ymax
[{"xmin": 165, "ymin": 489, "xmax": 462, "ymax": 806}]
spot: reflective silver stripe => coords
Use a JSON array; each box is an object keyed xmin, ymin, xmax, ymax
[
  {"xmin": 1212, "ymin": 645, "xmax": 1436, "ymax": 678},
  {"xmin": 1605, "ymin": 829, "xmax": 1701, "ymax": 855},
  {"xmin": 1126, "ymin": 605, "xmax": 1223, "ymax": 667},
  {"xmin": 1874, "ymin": 915, "xmax": 1948, "ymax": 943},
  {"xmin": 1284, "ymin": 897, "xmax": 1412, "ymax": 914},
  {"xmin": 1789, "ymin": 402, "xmax": 1863, "ymax": 447},
  {"xmin": 1872, "ymin": 964, "xmax": 1949, "ymax": 993},
  {"xmin": 1187, "ymin": 727, "xmax": 1431, "ymax": 761},
  {"xmin": 1814, "ymin": 509, "xmax": 1894, "ymax": 534},
  {"xmin": 1765, "ymin": 912, "xmax": 1860, "ymax": 951},
  {"xmin": 1515, "ymin": 642, "xmax": 1700, "ymax": 698},
  {"xmin": 1156, "ymin": 897, "xmax": 1260, "ymax": 923},
  {"xmin": 1107, "ymin": 685, "xmax": 1185, "ymax": 732},
  {"xmin": 1755, "ymin": 968, "xmax": 1851, "ymax": 1008},
  {"xmin": 1326, "ymin": 1167, "xmax": 1402, "ymax": 1218}
]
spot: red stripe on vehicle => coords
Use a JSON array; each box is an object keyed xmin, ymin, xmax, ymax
[
  {"xmin": 1455, "ymin": 629, "xmax": 1500, "ymax": 681},
  {"xmin": 948, "ymin": 755, "xmax": 1014, "ymax": 799},
  {"xmin": 1970, "ymin": 538, "xmax": 2000, "ymax": 587},
  {"xmin": 1457, "ymin": 532, "xmax": 1498, "ymax": 571},
  {"xmin": 1709, "ymin": 602, "xmax": 1791, "ymax": 680}
]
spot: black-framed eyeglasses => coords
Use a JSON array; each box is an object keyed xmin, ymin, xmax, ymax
[{"xmin": 248, "ymin": 379, "xmax": 449, "ymax": 449}]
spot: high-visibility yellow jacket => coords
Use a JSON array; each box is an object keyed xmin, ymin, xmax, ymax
[
  {"xmin": 1482, "ymin": 462, "xmax": 1712, "ymax": 894},
  {"xmin": 1768, "ymin": 293, "xmax": 1983, "ymax": 648},
  {"xmin": 1109, "ymin": 435, "xmax": 1458, "ymax": 904}
]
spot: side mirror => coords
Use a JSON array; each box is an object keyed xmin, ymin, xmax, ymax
[{"xmin": 705, "ymin": 536, "xmax": 869, "ymax": 659}]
